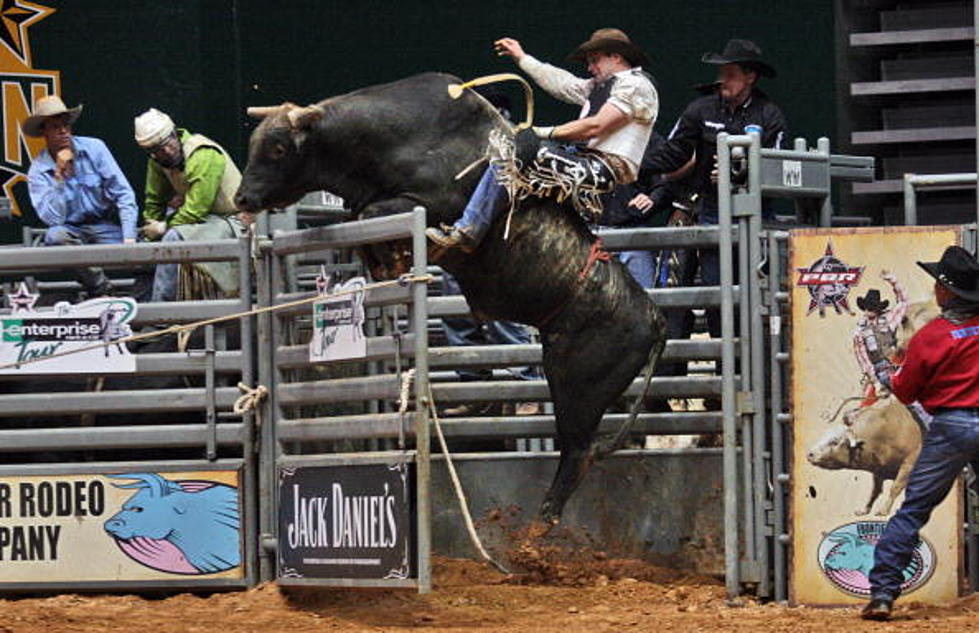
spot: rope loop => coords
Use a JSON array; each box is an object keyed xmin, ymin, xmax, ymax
[{"xmin": 233, "ymin": 381, "xmax": 269, "ymax": 415}]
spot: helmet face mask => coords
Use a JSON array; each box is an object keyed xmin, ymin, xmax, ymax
[{"xmin": 144, "ymin": 131, "xmax": 183, "ymax": 168}]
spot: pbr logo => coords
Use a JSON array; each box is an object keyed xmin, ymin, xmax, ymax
[
  {"xmin": 796, "ymin": 241, "xmax": 863, "ymax": 316},
  {"xmin": 0, "ymin": 1, "xmax": 59, "ymax": 217},
  {"xmin": 817, "ymin": 521, "xmax": 935, "ymax": 597}
]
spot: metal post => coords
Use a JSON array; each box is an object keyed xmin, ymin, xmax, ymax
[
  {"xmin": 717, "ymin": 132, "xmax": 741, "ymax": 598},
  {"xmin": 738, "ymin": 199, "xmax": 755, "ymax": 568},
  {"xmin": 204, "ymin": 324, "xmax": 217, "ymax": 461},
  {"xmin": 904, "ymin": 173, "xmax": 917, "ymax": 226},
  {"xmin": 768, "ymin": 232, "xmax": 788, "ymax": 602},
  {"xmin": 411, "ymin": 207, "xmax": 432, "ymax": 594},
  {"xmin": 254, "ymin": 243, "xmax": 276, "ymax": 582},
  {"xmin": 237, "ymin": 235, "xmax": 258, "ymax": 587},
  {"xmin": 817, "ymin": 138, "xmax": 832, "ymax": 227},
  {"xmin": 747, "ymin": 129, "xmax": 770, "ymax": 598}
]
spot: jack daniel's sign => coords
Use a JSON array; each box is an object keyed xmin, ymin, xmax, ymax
[{"xmin": 277, "ymin": 463, "xmax": 415, "ymax": 582}]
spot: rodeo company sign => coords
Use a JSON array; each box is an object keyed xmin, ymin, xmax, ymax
[
  {"xmin": 0, "ymin": 470, "xmax": 242, "ymax": 585},
  {"xmin": 278, "ymin": 463, "xmax": 414, "ymax": 582},
  {"xmin": 0, "ymin": 285, "xmax": 137, "ymax": 374},
  {"xmin": 309, "ymin": 272, "xmax": 367, "ymax": 363}
]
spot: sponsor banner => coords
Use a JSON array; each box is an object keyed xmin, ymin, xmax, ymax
[
  {"xmin": 309, "ymin": 274, "xmax": 367, "ymax": 362},
  {"xmin": 0, "ymin": 293, "xmax": 137, "ymax": 374},
  {"xmin": 278, "ymin": 463, "xmax": 414, "ymax": 581},
  {"xmin": 789, "ymin": 226, "xmax": 962, "ymax": 605},
  {"xmin": 0, "ymin": 470, "xmax": 242, "ymax": 583}
]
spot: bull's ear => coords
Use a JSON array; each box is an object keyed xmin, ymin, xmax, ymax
[{"xmin": 287, "ymin": 104, "xmax": 324, "ymax": 130}]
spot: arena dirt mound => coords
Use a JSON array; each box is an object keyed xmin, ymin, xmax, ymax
[{"xmin": 475, "ymin": 505, "xmax": 720, "ymax": 588}]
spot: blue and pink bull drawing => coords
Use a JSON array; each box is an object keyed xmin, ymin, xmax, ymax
[{"xmin": 103, "ymin": 473, "xmax": 240, "ymax": 575}]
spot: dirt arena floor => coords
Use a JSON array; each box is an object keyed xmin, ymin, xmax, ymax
[{"xmin": 1, "ymin": 535, "xmax": 977, "ymax": 633}]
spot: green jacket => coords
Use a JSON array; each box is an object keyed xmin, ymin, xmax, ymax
[{"xmin": 143, "ymin": 129, "xmax": 241, "ymax": 226}]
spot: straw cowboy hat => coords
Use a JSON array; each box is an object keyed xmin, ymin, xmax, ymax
[
  {"xmin": 918, "ymin": 245, "xmax": 979, "ymax": 302},
  {"xmin": 701, "ymin": 38, "xmax": 777, "ymax": 78},
  {"xmin": 856, "ymin": 289, "xmax": 890, "ymax": 313},
  {"xmin": 567, "ymin": 28, "xmax": 650, "ymax": 69},
  {"xmin": 22, "ymin": 95, "xmax": 83, "ymax": 137}
]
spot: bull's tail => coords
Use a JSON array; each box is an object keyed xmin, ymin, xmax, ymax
[
  {"xmin": 447, "ymin": 73, "xmax": 535, "ymax": 131},
  {"xmin": 593, "ymin": 334, "xmax": 665, "ymax": 460}
]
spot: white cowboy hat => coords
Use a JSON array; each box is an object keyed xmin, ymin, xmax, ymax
[{"xmin": 22, "ymin": 95, "xmax": 83, "ymax": 138}]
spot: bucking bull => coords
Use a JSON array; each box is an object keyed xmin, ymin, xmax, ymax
[{"xmin": 235, "ymin": 72, "xmax": 666, "ymax": 522}]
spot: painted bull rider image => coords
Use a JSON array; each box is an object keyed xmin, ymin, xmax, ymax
[{"xmin": 235, "ymin": 28, "xmax": 667, "ymax": 522}]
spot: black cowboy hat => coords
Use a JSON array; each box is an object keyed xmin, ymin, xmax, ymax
[
  {"xmin": 701, "ymin": 38, "xmax": 776, "ymax": 78},
  {"xmin": 567, "ymin": 28, "xmax": 650, "ymax": 69},
  {"xmin": 856, "ymin": 289, "xmax": 889, "ymax": 313},
  {"xmin": 917, "ymin": 245, "xmax": 979, "ymax": 302}
]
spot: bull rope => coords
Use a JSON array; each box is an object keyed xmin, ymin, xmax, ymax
[
  {"xmin": 447, "ymin": 72, "xmax": 535, "ymax": 132},
  {"xmin": 398, "ymin": 368, "xmax": 511, "ymax": 575},
  {"xmin": 0, "ymin": 272, "xmax": 435, "ymax": 372}
]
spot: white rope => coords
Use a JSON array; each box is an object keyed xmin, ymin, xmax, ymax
[
  {"xmin": 0, "ymin": 272, "xmax": 435, "ymax": 372},
  {"xmin": 426, "ymin": 385, "xmax": 511, "ymax": 575}
]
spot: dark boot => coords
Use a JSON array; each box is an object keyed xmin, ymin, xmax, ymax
[
  {"xmin": 425, "ymin": 225, "xmax": 477, "ymax": 253},
  {"xmin": 860, "ymin": 597, "xmax": 893, "ymax": 621}
]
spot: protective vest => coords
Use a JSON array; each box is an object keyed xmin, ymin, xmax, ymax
[{"xmin": 162, "ymin": 134, "xmax": 241, "ymax": 215}]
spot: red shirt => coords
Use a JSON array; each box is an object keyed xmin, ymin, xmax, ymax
[{"xmin": 892, "ymin": 314, "xmax": 979, "ymax": 412}]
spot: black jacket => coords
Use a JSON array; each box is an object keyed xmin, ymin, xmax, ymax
[
  {"xmin": 645, "ymin": 87, "xmax": 788, "ymax": 216},
  {"xmin": 599, "ymin": 131, "xmax": 680, "ymax": 227}
]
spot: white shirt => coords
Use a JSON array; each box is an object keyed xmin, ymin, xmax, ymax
[{"xmin": 517, "ymin": 55, "xmax": 658, "ymax": 181}]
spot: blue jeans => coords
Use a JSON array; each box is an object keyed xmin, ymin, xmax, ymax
[
  {"xmin": 869, "ymin": 407, "xmax": 979, "ymax": 600},
  {"xmin": 44, "ymin": 222, "xmax": 122, "ymax": 246},
  {"xmin": 151, "ymin": 228, "xmax": 183, "ymax": 302},
  {"xmin": 453, "ymin": 166, "xmax": 506, "ymax": 244},
  {"xmin": 44, "ymin": 223, "xmax": 122, "ymax": 294},
  {"xmin": 617, "ymin": 250, "xmax": 655, "ymax": 289},
  {"xmin": 441, "ymin": 272, "xmax": 538, "ymax": 381}
]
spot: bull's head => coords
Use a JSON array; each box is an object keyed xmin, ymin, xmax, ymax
[
  {"xmin": 102, "ymin": 473, "xmax": 184, "ymax": 541},
  {"xmin": 235, "ymin": 102, "xmax": 326, "ymax": 213}
]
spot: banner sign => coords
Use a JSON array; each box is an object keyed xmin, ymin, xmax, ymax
[
  {"xmin": 789, "ymin": 226, "xmax": 962, "ymax": 605},
  {"xmin": 0, "ymin": 287, "xmax": 137, "ymax": 374},
  {"xmin": 309, "ymin": 272, "xmax": 367, "ymax": 363},
  {"xmin": 0, "ymin": 469, "xmax": 242, "ymax": 583},
  {"xmin": 278, "ymin": 462, "xmax": 414, "ymax": 582}
]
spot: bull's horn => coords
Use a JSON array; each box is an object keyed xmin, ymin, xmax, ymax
[
  {"xmin": 246, "ymin": 106, "xmax": 280, "ymax": 119},
  {"xmin": 286, "ymin": 104, "xmax": 325, "ymax": 129}
]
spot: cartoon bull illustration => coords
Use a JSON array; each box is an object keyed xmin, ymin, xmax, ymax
[{"xmin": 103, "ymin": 473, "xmax": 240, "ymax": 574}]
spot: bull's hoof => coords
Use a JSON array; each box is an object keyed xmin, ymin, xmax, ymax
[{"xmin": 526, "ymin": 518, "xmax": 557, "ymax": 540}]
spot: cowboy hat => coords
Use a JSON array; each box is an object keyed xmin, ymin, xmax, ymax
[
  {"xmin": 856, "ymin": 289, "xmax": 890, "ymax": 313},
  {"xmin": 568, "ymin": 28, "xmax": 650, "ymax": 69},
  {"xmin": 917, "ymin": 245, "xmax": 979, "ymax": 302},
  {"xmin": 22, "ymin": 95, "xmax": 83, "ymax": 138},
  {"xmin": 701, "ymin": 38, "xmax": 776, "ymax": 78}
]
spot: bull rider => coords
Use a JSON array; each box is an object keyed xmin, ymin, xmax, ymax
[
  {"xmin": 426, "ymin": 28, "xmax": 658, "ymax": 253},
  {"xmin": 861, "ymin": 245, "xmax": 979, "ymax": 620},
  {"xmin": 852, "ymin": 270, "xmax": 908, "ymax": 407}
]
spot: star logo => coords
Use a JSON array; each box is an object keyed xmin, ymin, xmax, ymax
[
  {"xmin": 8, "ymin": 280, "xmax": 38, "ymax": 313},
  {"xmin": 795, "ymin": 241, "xmax": 863, "ymax": 317},
  {"xmin": 0, "ymin": 0, "xmax": 52, "ymax": 66}
]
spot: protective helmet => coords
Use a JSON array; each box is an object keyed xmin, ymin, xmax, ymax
[{"xmin": 134, "ymin": 108, "xmax": 176, "ymax": 148}]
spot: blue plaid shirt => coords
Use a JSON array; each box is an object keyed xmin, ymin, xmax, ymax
[{"xmin": 27, "ymin": 136, "xmax": 138, "ymax": 240}]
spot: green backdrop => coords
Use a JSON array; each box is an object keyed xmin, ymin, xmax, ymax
[{"xmin": 4, "ymin": 0, "xmax": 835, "ymax": 242}]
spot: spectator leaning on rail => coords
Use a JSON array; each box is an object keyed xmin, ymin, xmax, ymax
[
  {"xmin": 24, "ymin": 95, "xmax": 139, "ymax": 297},
  {"xmin": 645, "ymin": 38, "xmax": 787, "ymax": 338},
  {"xmin": 134, "ymin": 108, "xmax": 247, "ymax": 302},
  {"xmin": 426, "ymin": 28, "xmax": 657, "ymax": 253},
  {"xmin": 860, "ymin": 246, "xmax": 979, "ymax": 621}
]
